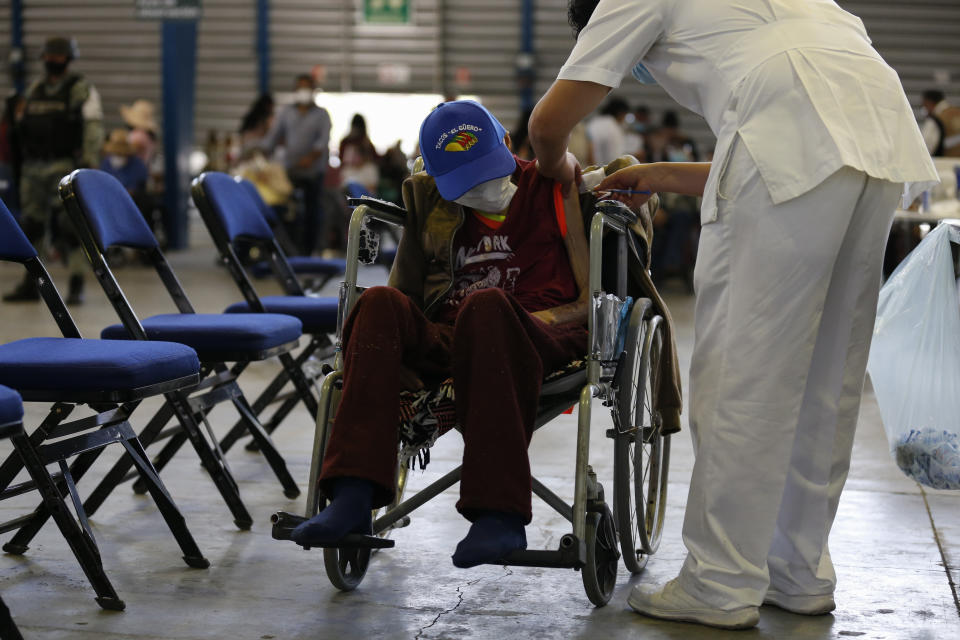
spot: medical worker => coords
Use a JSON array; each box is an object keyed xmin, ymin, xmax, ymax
[{"xmin": 529, "ymin": 0, "xmax": 939, "ymax": 630}]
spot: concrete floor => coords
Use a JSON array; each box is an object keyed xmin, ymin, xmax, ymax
[{"xmin": 0, "ymin": 231, "xmax": 957, "ymax": 639}]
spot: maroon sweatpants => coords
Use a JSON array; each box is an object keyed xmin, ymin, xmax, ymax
[{"xmin": 320, "ymin": 286, "xmax": 587, "ymax": 523}]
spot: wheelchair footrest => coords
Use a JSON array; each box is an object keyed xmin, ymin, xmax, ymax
[
  {"xmin": 270, "ymin": 512, "xmax": 395, "ymax": 549},
  {"xmin": 271, "ymin": 511, "xmax": 306, "ymax": 541},
  {"xmin": 497, "ymin": 534, "xmax": 586, "ymax": 569},
  {"xmin": 325, "ymin": 534, "xmax": 395, "ymax": 549}
]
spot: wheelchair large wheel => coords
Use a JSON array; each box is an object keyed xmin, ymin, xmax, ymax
[
  {"xmin": 582, "ymin": 505, "xmax": 619, "ymax": 607},
  {"xmin": 324, "ymin": 546, "xmax": 371, "ymax": 591},
  {"xmin": 612, "ymin": 300, "xmax": 670, "ymax": 574}
]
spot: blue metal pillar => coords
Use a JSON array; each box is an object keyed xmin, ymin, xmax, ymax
[
  {"xmin": 161, "ymin": 20, "xmax": 198, "ymax": 250},
  {"xmin": 257, "ymin": 0, "xmax": 270, "ymax": 95},
  {"xmin": 10, "ymin": 0, "xmax": 25, "ymax": 94},
  {"xmin": 518, "ymin": 0, "xmax": 535, "ymax": 113}
]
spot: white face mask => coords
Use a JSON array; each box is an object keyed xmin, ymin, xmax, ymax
[
  {"xmin": 295, "ymin": 88, "xmax": 314, "ymax": 105},
  {"xmin": 454, "ymin": 175, "xmax": 517, "ymax": 213},
  {"xmin": 108, "ymin": 155, "xmax": 126, "ymax": 169}
]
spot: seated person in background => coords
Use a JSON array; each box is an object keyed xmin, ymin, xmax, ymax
[
  {"xmin": 291, "ymin": 100, "xmax": 594, "ymax": 567},
  {"xmin": 100, "ymin": 129, "xmax": 148, "ymax": 196}
]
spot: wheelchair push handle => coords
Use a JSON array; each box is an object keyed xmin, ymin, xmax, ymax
[
  {"xmin": 595, "ymin": 199, "xmax": 639, "ymax": 227},
  {"xmin": 347, "ymin": 196, "xmax": 407, "ymax": 225}
]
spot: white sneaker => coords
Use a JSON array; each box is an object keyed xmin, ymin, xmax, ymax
[
  {"xmin": 763, "ymin": 589, "xmax": 836, "ymax": 615},
  {"xmin": 627, "ymin": 579, "xmax": 760, "ymax": 630}
]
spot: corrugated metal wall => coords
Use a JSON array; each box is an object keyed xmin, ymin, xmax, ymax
[
  {"xmin": 270, "ymin": 0, "xmax": 442, "ymax": 95},
  {"xmin": 196, "ymin": 0, "xmax": 258, "ymax": 137},
  {"xmin": 4, "ymin": 0, "xmax": 162, "ymax": 136},
  {"xmin": 442, "ymin": 0, "xmax": 522, "ymax": 131},
  {"xmin": 1, "ymin": 0, "xmax": 958, "ymax": 154}
]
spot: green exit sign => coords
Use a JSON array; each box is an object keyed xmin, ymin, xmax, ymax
[{"xmin": 364, "ymin": 0, "xmax": 410, "ymax": 24}]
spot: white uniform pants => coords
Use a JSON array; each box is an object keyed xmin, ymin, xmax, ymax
[{"xmin": 678, "ymin": 136, "xmax": 902, "ymax": 609}]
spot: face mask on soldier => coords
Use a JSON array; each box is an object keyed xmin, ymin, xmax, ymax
[{"xmin": 44, "ymin": 60, "xmax": 68, "ymax": 76}]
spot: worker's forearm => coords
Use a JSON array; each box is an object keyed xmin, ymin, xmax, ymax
[{"xmin": 647, "ymin": 162, "xmax": 711, "ymax": 196}]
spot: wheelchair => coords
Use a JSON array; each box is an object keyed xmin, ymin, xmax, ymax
[{"xmin": 273, "ymin": 193, "xmax": 672, "ymax": 607}]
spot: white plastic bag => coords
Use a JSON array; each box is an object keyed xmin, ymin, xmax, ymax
[{"xmin": 867, "ymin": 223, "xmax": 960, "ymax": 490}]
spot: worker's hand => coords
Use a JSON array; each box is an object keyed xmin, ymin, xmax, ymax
[
  {"xmin": 595, "ymin": 164, "xmax": 657, "ymax": 209},
  {"xmin": 536, "ymin": 151, "xmax": 582, "ymax": 195}
]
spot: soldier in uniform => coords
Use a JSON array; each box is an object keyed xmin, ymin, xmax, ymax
[{"xmin": 4, "ymin": 36, "xmax": 103, "ymax": 304}]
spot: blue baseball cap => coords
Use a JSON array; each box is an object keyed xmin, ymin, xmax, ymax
[{"xmin": 418, "ymin": 100, "xmax": 517, "ymax": 200}]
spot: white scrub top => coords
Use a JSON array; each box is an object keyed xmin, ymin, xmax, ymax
[{"xmin": 558, "ymin": 0, "xmax": 939, "ymax": 223}]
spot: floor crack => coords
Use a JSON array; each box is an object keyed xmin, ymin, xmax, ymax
[
  {"xmin": 919, "ymin": 485, "xmax": 960, "ymax": 618},
  {"xmin": 414, "ymin": 576, "xmax": 485, "ymax": 639}
]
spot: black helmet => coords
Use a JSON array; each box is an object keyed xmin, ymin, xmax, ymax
[{"xmin": 42, "ymin": 37, "xmax": 77, "ymax": 60}]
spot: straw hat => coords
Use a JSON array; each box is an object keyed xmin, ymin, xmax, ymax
[
  {"xmin": 120, "ymin": 99, "xmax": 158, "ymax": 133},
  {"xmin": 103, "ymin": 129, "xmax": 133, "ymax": 156}
]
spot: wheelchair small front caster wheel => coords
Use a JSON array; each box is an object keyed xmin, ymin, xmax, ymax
[
  {"xmin": 324, "ymin": 546, "xmax": 371, "ymax": 591},
  {"xmin": 582, "ymin": 505, "xmax": 619, "ymax": 607}
]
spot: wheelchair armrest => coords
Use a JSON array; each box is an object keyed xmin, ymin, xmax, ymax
[
  {"xmin": 347, "ymin": 196, "xmax": 408, "ymax": 226},
  {"xmin": 595, "ymin": 199, "xmax": 638, "ymax": 229}
]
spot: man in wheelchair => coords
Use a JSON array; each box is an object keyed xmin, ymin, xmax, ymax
[{"xmin": 291, "ymin": 100, "xmax": 630, "ymax": 567}]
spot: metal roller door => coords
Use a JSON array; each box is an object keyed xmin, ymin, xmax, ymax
[
  {"xmin": 270, "ymin": 0, "xmax": 442, "ymax": 96},
  {"xmin": 195, "ymin": 0, "xmax": 259, "ymax": 138},
  {"xmin": 11, "ymin": 0, "xmax": 162, "ymax": 137},
  {"xmin": 441, "ymin": 0, "xmax": 522, "ymax": 132}
]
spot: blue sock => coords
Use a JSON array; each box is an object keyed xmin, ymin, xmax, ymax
[
  {"xmin": 451, "ymin": 511, "xmax": 527, "ymax": 568},
  {"xmin": 290, "ymin": 477, "xmax": 374, "ymax": 546}
]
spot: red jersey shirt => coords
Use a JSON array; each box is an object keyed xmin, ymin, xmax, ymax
[{"xmin": 435, "ymin": 157, "xmax": 577, "ymax": 324}]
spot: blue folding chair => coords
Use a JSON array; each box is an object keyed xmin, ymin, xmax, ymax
[
  {"xmin": 0, "ymin": 200, "xmax": 208, "ymax": 610},
  {"xmin": 0, "ymin": 385, "xmax": 25, "ymax": 639},
  {"xmin": 58, "ymin": 169, "xmax": 304, "ymax": 530},
  {"xmin": 240, "ymin": 178, "xmax": 347, "ymax": 287},
  {"xmin": 192, "ymin": 172, "xmax": 340, "ymax": 451}
]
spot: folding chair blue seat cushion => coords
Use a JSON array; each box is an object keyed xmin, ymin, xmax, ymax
[
  {"xmin": 249, "ymin": 256, "xmax": 347, "ymax": 279},
  {"xmin": 101, "ymin": 313, "xmax": 302, "ymax": 355},
  {"xmin": 0, "ymin": 338, "xmax": 199, "ymax": 392},
  {"xmin": 0, "ymin": 384, "xmax": 23, "ymax": 426},
  {"xmin": 223, "ymin": 296, "xmax": 338, "ymax": 334}
]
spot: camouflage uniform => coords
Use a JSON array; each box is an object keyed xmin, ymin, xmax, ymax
[{"xmin": 18, "ymin": 74, "xmax": 103, "ymax": 279}]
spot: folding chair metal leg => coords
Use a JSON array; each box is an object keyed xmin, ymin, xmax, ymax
[
  {"xmin": 230, "ymin": 393, "xmax": 301, "ymax": 499},
  {"xmin": 119, "ymin": 438, "xmax": 209, "ymax": 568},
  {"xmin": 277, "ymin": 349, "xmax": 320, "ymax": 422},
  {"xmin": 7, "ymin": 430, "xmax": 125, "ymax": 611},
  {"xmin": 0, "ymin": 595, "xmax": 24, "ymax": 640},
  {"xmin": 83, "ymin": 400, "xmax": 175, "ymax": 516},
  {"xmin": 219, "ymin": 340, "xmax": 321, "ymax": 453},
  {"xmin": 0, "ymin": 403, "xmax": 74, "ymax": 495},
  {"xmin": 165, "ymin": 392, "xmax": 253, "ymax": 529},
  {"xmin": 6, "ymin": 447, "xmax": 108, "ymax": 554},
  {"xmin": 128, "ymin": 431, "xmax": 189, "ymax": 495}
]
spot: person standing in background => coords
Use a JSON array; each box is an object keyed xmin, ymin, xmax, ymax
[
  {"xmin": 586, "ymin": 97, "xmax": 629, "ymax": 164},
  {"xmin": 920, "ymin": 89, "xmax": 960, "ymax": 157},
  {"xmin": 239, "ymin": 94, "xmax": 275, "ymax": 156},
  {"xmin": 338, "ymin": 114, "xmax": 380, "ymax": 194},
  {"xmin": 5, "ymin": 36, "xmax": 103, "ymax": 305},
  {"xmin": 261, "ymin": 74, "xmax": 331, "ymax": 256}
]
